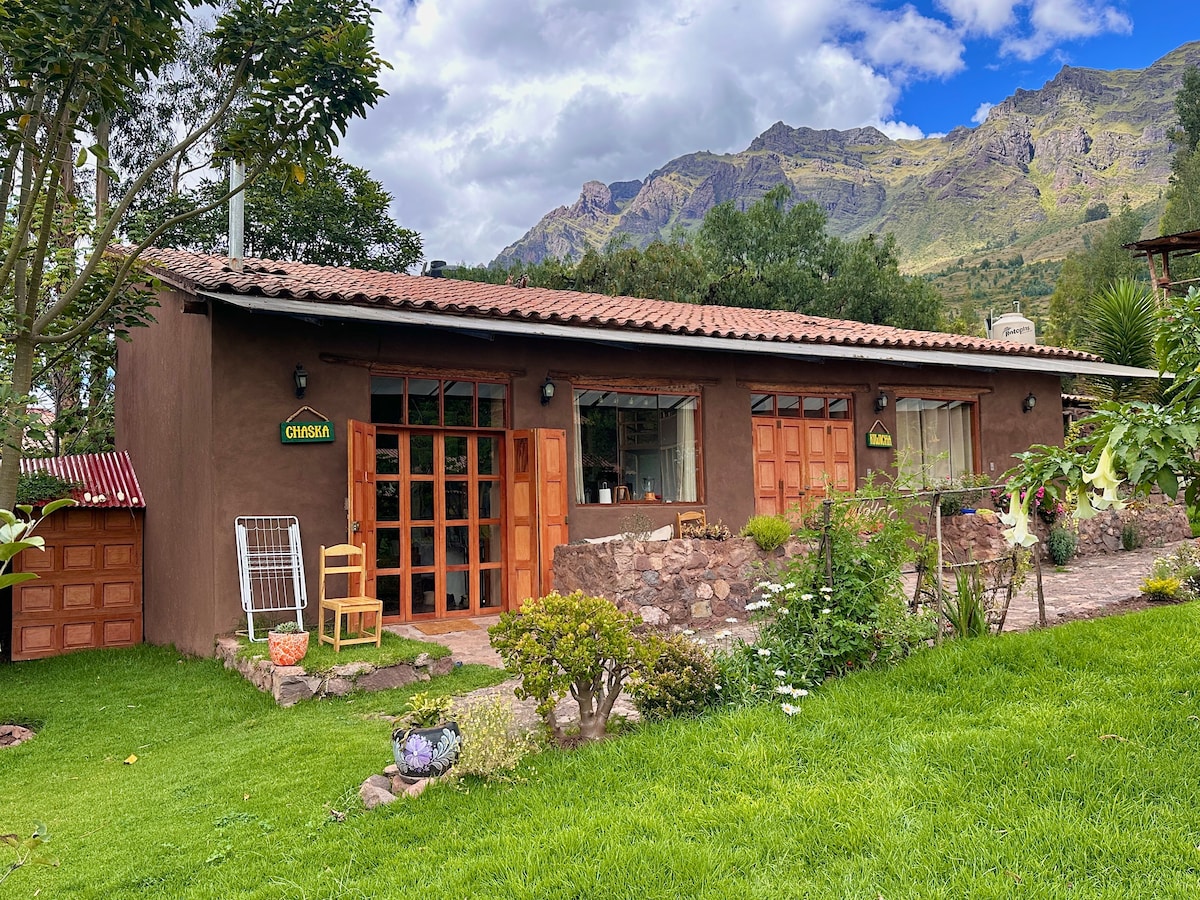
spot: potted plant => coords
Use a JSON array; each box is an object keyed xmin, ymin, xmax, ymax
[
  {"xmin": 267, "ymin": 620, "xmax": 309, "ymax": 667},
  {"xmin": 391, "ymin": 692, "xmax": 462, "ymax": 783}
]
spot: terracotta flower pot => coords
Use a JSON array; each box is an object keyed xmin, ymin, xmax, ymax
[
  {"xmin": 267, "ymin": 629, "xmax": 309, "ymax": 667},
  {"xmin": 391, "ymin": 722, "xmax": 462, "ymax": 783}
]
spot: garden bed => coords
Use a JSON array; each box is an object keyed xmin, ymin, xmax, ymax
[{"xmin": 217, "ymin": 632, "xmax": 457, "ymax": 706}]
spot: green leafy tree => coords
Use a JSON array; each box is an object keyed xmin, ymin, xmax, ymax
[
  {"xmin": 0, "ymin": 0, "xmax": 387, "ymax": 509},
  {"xmin": 128, "ymin": 153, "xmax": 422, "ymax": 272}
]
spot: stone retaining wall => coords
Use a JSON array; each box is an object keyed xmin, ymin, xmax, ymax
[
  {"xmin": 552, "ymin": 536, "xmax": 812, "ymax": 629},
  {"xmin": 215, "ymin": 637, "xmax": 456, "ymax": 707}
]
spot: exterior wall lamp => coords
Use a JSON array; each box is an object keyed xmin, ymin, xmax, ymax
[
  {"xmin": 294, "ymin": 364, "xmax": 308, "ymax": 399},
  {"xmin": 1022, "ymin": 392, "xmax": 1036, "ymax": 413},
  {"xmin": 874, "ymin": 390, "xmax": 888, "ymax": 412},
  {"xmin": 540, "ymin": 376, "xmax": 556, "ymax": 406}
]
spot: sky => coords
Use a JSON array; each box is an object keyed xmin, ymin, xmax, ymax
[{"xmin": 339, "ymin": 0, "xmax": 1200, "ymax": 267}]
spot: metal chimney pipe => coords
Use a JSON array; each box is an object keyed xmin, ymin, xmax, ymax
[{"xmin": 228, "ymin": 160, "xmax": 245, "ymax": 272}]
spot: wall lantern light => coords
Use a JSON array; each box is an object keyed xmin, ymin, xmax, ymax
[
  {"xmin": 1022, "ymin": 392, "xmax": 1036, "ymax": 414},
  {"xmin": 294, "ymin": 364, "xmax": 308, "ymax": 399},
  {"xmin": 874, "ymin": 390, "xmax": 888, "ymax": 412},
  {"xmin": 540, "ymin": 376, "xmax": 556, "ymax": 406}
]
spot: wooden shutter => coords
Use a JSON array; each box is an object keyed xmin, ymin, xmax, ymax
[
  {"xmin": 347, "ymin": 419, "xmax": 376, "ymax": 593},
  {"xmin": 505, "ymin": 428, "xmax": 569, "ymax": 607}
]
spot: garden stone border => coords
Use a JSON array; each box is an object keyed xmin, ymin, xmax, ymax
[{"xmin": 215, "ymin": 636, "xmax": 457, "ymax": 707}]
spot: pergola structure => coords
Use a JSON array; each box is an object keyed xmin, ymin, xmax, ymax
[{"xmin": 1125, "ymin": 229, "xmax": 1200, "ymax": 300}]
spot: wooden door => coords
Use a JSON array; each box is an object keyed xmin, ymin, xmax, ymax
[
  {"xmin": 506, "ymin": 428, "xmax": 569, "ymax": 607},
  {"xmin": 347, "ymin": 419, "xmax": 376, "ymax": 592},
  {"xmin": 752, "ymin": 418, "xmax": 805, "ymax": 516}
]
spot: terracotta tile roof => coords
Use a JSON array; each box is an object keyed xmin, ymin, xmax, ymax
[
  {"xmin": 21, "ymin": 451, "xmax": 145, "ymax": 508},
  {"xmin": 141, "ymin": 248, "xmax": 1098, "ymax": 362}
]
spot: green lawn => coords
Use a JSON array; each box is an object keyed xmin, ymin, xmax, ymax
[{"xmin": 4, "ymin": 605, "xmax": 1200, "ymax": 898}]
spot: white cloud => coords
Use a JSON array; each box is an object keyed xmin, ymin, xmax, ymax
[
  {"xmin": 1001, "ymin": 0, "xmax": 1133, "ymax": 60},
  {"xmin": 338, "ymin": 0, "xmax": 1141, "ymax": 264},
  {"xmin": 972, "ymin": 101, "xmax": 995, "ymax": 124}
]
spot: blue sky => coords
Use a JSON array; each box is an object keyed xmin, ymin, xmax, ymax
[{"xmin": 347, "ymin": 1, "xmax": 1200, "ymax": 265}]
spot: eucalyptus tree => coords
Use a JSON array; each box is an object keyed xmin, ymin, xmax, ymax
[{"xmin": 0, "ymin": 0, "xmax": 387, "ymax": 508}]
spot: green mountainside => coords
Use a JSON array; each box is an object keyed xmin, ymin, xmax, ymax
[{"xmin": 495, "ymin": 42, "xmax": 1198, "ymax": 298}]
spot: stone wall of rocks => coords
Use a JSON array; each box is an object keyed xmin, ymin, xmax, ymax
[
  {"xmin": 552, "ymin": 536, "xmax": 812, "ymax": 629},
  {"xmin": 215, "ymin": 637, "xmax": 455, "ymax": 706}
]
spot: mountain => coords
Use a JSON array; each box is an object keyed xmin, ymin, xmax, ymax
[{"xmin": 494, "ymin": 42, "xmax": 1200, "ymax": 273}]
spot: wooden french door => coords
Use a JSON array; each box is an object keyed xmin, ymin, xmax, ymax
[
  {"xmin": 349, "ymin": 421, "xmax": 505, "ymax": 622},
  {"xmin": 752, "ymin": 416, "xmax": 854, "ymax": 518}
]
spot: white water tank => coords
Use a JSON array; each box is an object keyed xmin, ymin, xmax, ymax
[{"xmin": 990, "ymin": 305, "xmax": 1036, "ymax": 344}]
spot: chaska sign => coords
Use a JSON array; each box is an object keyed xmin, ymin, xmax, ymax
[{"xmin": 280, "ymin": 421, "xmax": 335, "ymax": 443}]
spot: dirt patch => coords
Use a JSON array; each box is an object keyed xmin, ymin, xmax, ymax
[{"xmin": 1048, "ymin": 594, "xmax": 1186, "ymax": 626}]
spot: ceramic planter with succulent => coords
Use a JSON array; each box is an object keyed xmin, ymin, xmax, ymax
[
  {"xmin": 267, "ymin": 620, "xmax": 310, "ymax": 667},
  {"xmin": 391, "ymin": 692, "xmax": 461, "ymax": 783}
]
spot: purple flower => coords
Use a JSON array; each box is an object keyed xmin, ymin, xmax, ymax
[{"xmin": 402, "ymin": 734, "xmax": 433, "ymax": 770}]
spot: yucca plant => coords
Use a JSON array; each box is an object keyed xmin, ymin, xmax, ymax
[{"xmin": 1083, "ymin": 279, "xmax": 1162, "ymax": 402}]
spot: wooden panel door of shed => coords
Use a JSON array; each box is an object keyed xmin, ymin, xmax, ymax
[
  {"xmin": 10, "ymin": 507, "xmax": 143, "ymax": 661},
  {"xmin": 506, "ymin": 429, "xmax": 568, "ymax": 607},
  {"xmin": 752, "ymin": 418, "xmax": 854, "ymax": 518}
]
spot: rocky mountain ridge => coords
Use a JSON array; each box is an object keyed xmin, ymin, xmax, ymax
[{"xmin": 495, "ymin": 43, "xmax": 1200, "ymax": 272}]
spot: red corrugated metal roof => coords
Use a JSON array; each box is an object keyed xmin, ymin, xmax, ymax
[{"xmin": 20, "ymin": 451, "xmax": 145, "ymax": 508}]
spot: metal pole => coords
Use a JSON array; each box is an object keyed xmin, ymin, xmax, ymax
[
  {"xmin": 822, "ymin": 499, "xmax": 833, "ymax": 591},
  {"xmin": 934, "ymin": 494, "xmax": 944, "ymax": 644},
  {"xmin": 229, "ymin": 160, "xmax": 245, "ymax": 272}
]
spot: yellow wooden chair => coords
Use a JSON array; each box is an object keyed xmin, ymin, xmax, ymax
[
  {"xmin": 675, "ymin": 509, "xmax": 707, "ymax": 538},
  {"xmin": 318, "ymin": 543, "xmax": 383, "ymax": 652}
]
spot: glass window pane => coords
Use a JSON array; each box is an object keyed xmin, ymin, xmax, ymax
[
  {"xmin": 446, "ymin": 570, "xmax": 469, "ymax": 611},
  {"xmin": 375, "ymin": 433, "xmax": 399, "ymax": 475},
  {"xmin": 750, "ymin": 393, "xmax": 773, "ymax": 415},
  {"xmin": 778, "ymin": 395, "xmax": 802, "ymax": 418},
  {"xmin": 407, "ymin": 379, "xmax": 440, "ymax": 425},
  {"xmin": 803, "ymin": 397, "xmax": 825, "ymax": 418},
  {"xmin": 479, "ymin": 524, "xmax": 502, "ymax": 563},
  {"xmin": 479, "ymin": 481, "xmax": 500, "ymax": 519},
  {"xmin": 377, "ymin": 574, "xmax": 400, "ymax": 618},
  {"xmin": 445, "ymin": 481, "xmax": 469, "ymax": 520},
  {"xmin": 444, "ymin": 436, "xmax": 469, "ymax": 475},
  {"xmin": 828, "ymin": 398, "xmax": 849, "ymax": 419},
  {"xmin": 370, "ymin": 377, "xmax": 405, "ymax": 424},
  {"xmin": 376, "ymin": 528, "xmax": 400, "ymax": 569},
  {"xmin": 447, "ymin": 526, "xmax": 470, "ymax": 567},
  {"xmin": 410, "ymin": 435, "xmax": 434, "ymax": 475},
  {"xmin": 444, "ymin": 381, "xmax": 474, "ymax": 427},
  {"xmin": 478, "ymin": 436, "xmax": 499, "ymax": 475},
  {"xmin": 478, "ymin": 383, "xmax": 507, "ymax": 428},
  {"xmin": 376, "ymin": 481, "xmax": 399, "ymax": 522},
  {"xmin": 480, "ymin": 569, "xmax": 502, "ymax": 609},
  {"xmin": 411, "ymin": 572, "xmax": 436, "ymax": 615},
  {"xmin": 410, "ymin": 527, "xmax": 436, "ymax": 568},
  {"xmin": 410, "ymin": 482, "xmax": 434, "ymax": 521}
]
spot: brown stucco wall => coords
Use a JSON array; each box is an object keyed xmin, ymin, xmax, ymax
[
  {"xmin": 119, "ymin": 290, "xmax": 1067, "ymax": 654},
  {"xmin": 115, "ymin": 290, "xmax": 216, "ymax": 654}
]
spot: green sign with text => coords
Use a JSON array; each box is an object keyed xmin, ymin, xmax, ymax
[
  {"xmin": 865, "ymin": 431, "xmax": 893, "ymax": 449},
  {"xmin": 280, "ymin": 421, "xmax": 335, "ymax": 443}
]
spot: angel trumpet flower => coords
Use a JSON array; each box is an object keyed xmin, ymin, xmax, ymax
[
  {"xmin": 999, "ymin": 490, "xmax": 1038, "ymax": 547},
  {"xmin": 1081, "ymin": 445, "xmax": 1125, "ymax": 511}
]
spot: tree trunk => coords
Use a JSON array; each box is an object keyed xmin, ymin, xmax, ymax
[{"xmin": 0, "ymin": 333, "xmax": 37, "ymax": 510}]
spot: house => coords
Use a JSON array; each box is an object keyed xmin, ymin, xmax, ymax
[{"xmin": 116, "ymin": 249, "xmax": 1154, "ymax": 655}]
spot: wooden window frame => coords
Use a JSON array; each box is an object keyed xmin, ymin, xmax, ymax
[{"xmin": 893, "ymin": 396, "xmax": 982, "ymax": 485}]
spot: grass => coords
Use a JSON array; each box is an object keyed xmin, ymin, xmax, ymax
[
  {"xmin": 236, "ymin": 629, "xmax": 450, "ymax": 674},
  {"xmin": 5, "ymin": 605, "xmax": 1200, "ymax": 897}
]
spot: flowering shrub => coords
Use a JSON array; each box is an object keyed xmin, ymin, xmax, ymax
[
  {"xmin": 489, "ymin": 591, "xmax": 651, "ymax": 742},
  {"xmin": 452, "ymin": 697, "xmax": 538, "ymax": 781},
  {"xmin": 718, "ymin": 488, "xmax": 934, "ymax": 711},
  {"xmin": 1140, "ymin": 576, "xmax": 1182, "ymax": 602},
  {"xmin": 1147, "ymin": 544, "xmax": 1200, "ymax": 600},
  {"xmin": 628, "ymin": 633, "xmax": 720, "ymax": 722}
]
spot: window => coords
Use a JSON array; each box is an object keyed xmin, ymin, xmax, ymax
[
  {"xmin": 371, "ymin": 377, "xmax": 508, "ymax": 428},
  {"xmin": 895, "ymin": 398, "xmax": 975, "ymax": 485},
  {"xmin": 574, "ymin": 389, "xmax": 700, "ymax": 504},
  {"xmin": 750, "ymin": 393, "xmax": 850, "ymax": 419}
]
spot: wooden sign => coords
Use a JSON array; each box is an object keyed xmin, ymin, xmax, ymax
[
  {"xmin": 281, "ymin": 421, "xmax": 335, "ymax": 443},
  {"xmin": 865, "ymin": 431, "xmax": 893, "ymax": 449}
]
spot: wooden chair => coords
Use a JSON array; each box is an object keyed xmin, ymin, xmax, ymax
[
  {"xmin": 675, "ymin": 509, "xmax": 707, "ymax": 538},
  {"xmin": 318, "ymin": 543, "xmax": 383, "ymax": 652}
]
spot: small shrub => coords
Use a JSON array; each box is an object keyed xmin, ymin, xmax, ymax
[
  {"xmin": 15, "ymin": 472, "xmax": 80, "ymax": 506},
  {"xmin": 1189, "ymin": 504, "xmax": 1200, "ymax": 538},
  {"xmin": 1121, "ymin": 522, "xmax": 1143, "ymax": 551},
  {"xmin": 741, "ymin": 515, "xmax": 791, "ymax": 551},
  {"xmin": 489, "ymin": 591, "xmax": 649, "ymax": 742},
  {"xmin": 1148, "ymin": 544, "xmax": 1200, "ymax": 600},
  {"xmin": 628, "ymin": 633, "xmax": 720, "ymax": 722},
  {"xmin": 452, "ymin": 697, "xmax": 537, "ymax": 780},
  {"xmin": 680, "ymin": 521, "xmax": 732, "ymax": 541},
  {"xmin": 943, "ymin": 565, "xmax": 988, "ymax": 638},
  {"xmin": 1141, "ymin": 576, "xmax": 1182, "ymax": 602},
  {"xmin": 1046, "ymin": 527, "xmax": 1078, "ymax": 566},
  {"xmin": 395, "ymin": 691, "xmax": 452, "ymax": 730}
]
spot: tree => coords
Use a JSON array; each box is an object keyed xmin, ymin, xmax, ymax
[
  {"xmin": 1162, "ymin": 66, "xmax": 1200, "ymax": 239},
  {"xmin": 128, "ymin": 153, "xmax": 423, "ymax": 272},
  {"xmin": 0, "ymin": 0, "xmax": 387, "ymax": 509},
  {"xmin": 1082, "ymin": 279, "xmax": 1161, "ymax": 402}
]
